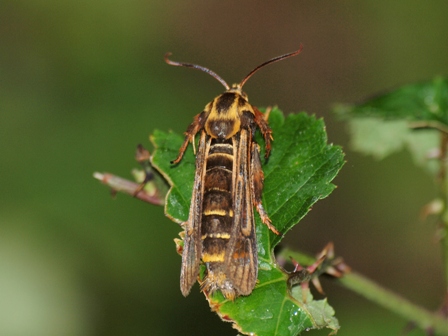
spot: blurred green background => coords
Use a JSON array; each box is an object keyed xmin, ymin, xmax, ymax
[{"xmin": 1, "ymin": 1, "xmax": 448, "ymax": 335}]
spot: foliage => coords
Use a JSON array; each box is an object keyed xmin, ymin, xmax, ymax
[
  {"xmin": 335, "ymin": 77, "xmax": 448, "ymax": 335},
  {"xmin": 336, "ymin": 77, "xmax": 448, "ymax": 174},
  {"xmin": 150, "ymin": 108, "xmax": 344, "ymax": 335}
]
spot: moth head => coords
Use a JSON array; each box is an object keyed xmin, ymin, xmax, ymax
[{"xmin": 228, "ymin": 84, "xmax": 248, "ymax": 101}]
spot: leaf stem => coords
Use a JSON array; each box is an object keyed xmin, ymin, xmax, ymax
[{"xmin": 280, "ymin": 248, "xmax": 448, "ymax": 334}]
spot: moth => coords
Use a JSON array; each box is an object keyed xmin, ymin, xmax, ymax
[{"xmin": 166, "ymin": 46, "xmax": 302, "ymax": 300}]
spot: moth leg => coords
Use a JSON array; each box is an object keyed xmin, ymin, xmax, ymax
[
  {"xmin": 263, "ymin": 106, "xmax": 272, "ymax": 121},
  {"xmin": 251, "ymin": 142, "xmax": 280, "ymax": 235},
  {"xmin": 252, "ymin": 106, "xmax": 273, "ymax": 158},
  {"xmin": 171, "ymin": 111, "xmax": 207, "ymax": 164}
]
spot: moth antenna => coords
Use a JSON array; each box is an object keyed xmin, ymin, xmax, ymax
[
  {"xmin": 164, "ymin": 52, "xmax": 230, "ymax": 90},
  {"xmin": 239, "ymin": 44, "xmax": 303, "ymax": 89}
]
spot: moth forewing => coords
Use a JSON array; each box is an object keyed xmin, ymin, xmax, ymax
[
  {"xmin": 225, "ymin": 128, "xmax": 258, "ymax": 296},
  {"xmin": 180, "ymin": 130, "xmax": 209, "ymax": 297}
]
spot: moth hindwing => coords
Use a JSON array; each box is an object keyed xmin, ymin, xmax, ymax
[{"xmin": 165, "ymin": 46, "xmax": 302, "ymax": 300}]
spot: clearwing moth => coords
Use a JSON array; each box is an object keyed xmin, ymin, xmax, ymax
[{"xmin": 166, "ymin": 46, "xmax": 302, "ymax": 300}]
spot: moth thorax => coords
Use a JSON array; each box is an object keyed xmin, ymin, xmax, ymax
[
  {"xmin": 205, "ymin": 91, "xmax": 244, "ymax": 139},
  {"xmin": 206, "ymin": 119, "xmax": 240, "ymax": 139}
]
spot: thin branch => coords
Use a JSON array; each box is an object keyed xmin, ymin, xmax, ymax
[
  {"xmin": 94, "ymin": 172, "xmax": 165, "ymax": 206},
  {"xmin": 408, "ymin": 121, "xmax": 448, "ymax": 135},
  {"xmin": 280, "ymin": 248, "xmax": 448, "ymax": 335}
]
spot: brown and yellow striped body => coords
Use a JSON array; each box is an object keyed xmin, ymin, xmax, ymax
[
  {"xmin": 200, "ymin": 137, "xmax": 238, "ymax": 299},
  {"xmin": 201, "ymin": 138, "xmax": 234, "ymax": 264},
  {"xmin": 166, "ymin": 48, "xmax": 302, "ymax": 300}
]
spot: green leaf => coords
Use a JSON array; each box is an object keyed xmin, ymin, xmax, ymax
[
  {"xmin": 337, "ymin": 77, "xmax": 448, "ymax": 122},
  {"xmin": 336, "ymin": 77, "xmax": 447, "ymax": 174},
  {"xmin": 345, "ymin": 118, "xmax": 439, "ymax": 174},
  {"xmin": 151, "ymin": 108, "xmax": 344, "ymax": 335}
]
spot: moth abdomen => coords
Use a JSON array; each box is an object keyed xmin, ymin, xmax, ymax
[{"xmin": 200, "ymin": 137, "xmax": 238, "ymax": 297}]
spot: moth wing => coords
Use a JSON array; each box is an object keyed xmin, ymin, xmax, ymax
[
  {"xmin": 180, "ymin": 131, "xmax": 209, "ymax": 296},
  {"xmin": 225, "ymin": 129, "xmax": 258, "ymax": 295}
]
